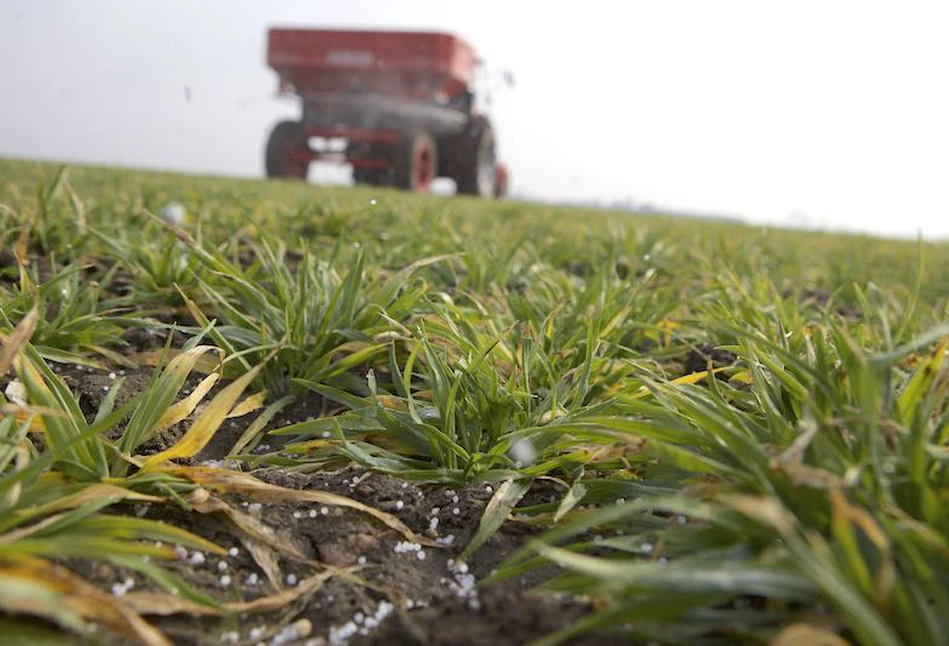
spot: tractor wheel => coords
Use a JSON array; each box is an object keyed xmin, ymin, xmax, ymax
[
  {"xmin": 265, "ymin": 120, "xmax": 309, "ymax": 180},
  {"xmin": 394, "ymin": 131, "xmax": 437, "ymax": 193},
  {"xmin": 454, "ymin": 117, "xmax": 497, "ymax": 198}
]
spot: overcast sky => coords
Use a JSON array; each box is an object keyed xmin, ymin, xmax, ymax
[{"xmin": 2, "ymin": 1, "xmax": 947, "ymax": 238}]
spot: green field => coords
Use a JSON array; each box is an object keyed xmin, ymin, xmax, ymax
[{"xmin": 2, "ymin": 157, "xmax": 949, "ymax": 645}]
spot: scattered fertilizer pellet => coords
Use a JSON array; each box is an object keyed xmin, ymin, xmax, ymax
[
  {"xmin": 247, "ymin": 502, "xmax": 262, "ymax": 514},
  {"xmin": 485, "ymin": 485, "xmax": 493, "ymax": 493},
  {"xmin": 456, "ymin": 573, "xmax": 476, "ymax": 594},
  {"xmin": 444, "ymin": 560, "xmax": 478, "ymax": 601},
  {"xmin": 329, "ymin": 621, "xmax": 358, "ymax": 644},
  {"xmin": 159, "ymin": 202, "xmax": 186, "ymax": 225},
  {"xmin": 308, "ymin": 509, "xmax": 318, "ymax": 518},
  {"xmin": 219, "ymin": 574, "xmax": 232, "ymax": 587},
  {"xmin": 108, "ymin": 372, "xmax": 117, "ymax": 380},
  {"xmin": 248, "ymin": 626, "xmax": 266, "ymax": 641},
  {"xmin": 110, "ymin": 583, "xmax": 128, "ymax": 596},
  {"xmin": 320, "ymin": 506, "xmax": 329, "ymax": 515},
  {"xmin": 292, "ymin": 511, "xmax": 303, "ymax": 519},
  {"xmin": 395, "ymin": 500, "xmax": 404, "ymax": 510},
  {"xmin": 430, "ymin": 507, "xmax": 440, "ymax": 516},
  {"xmin": 394, "ymin": 541, "xmax": 422, "ymax": 553},
  {"xmin": 452, "ymin": 507, "xmax": 460, "ymax": 515},
  {"xmin": 509, "ymin": 438, "xmax": 538, "ymax": 466},
  {"xmin": 228, "ymin": 546, "xmax": 240, "ymax": 557},
  {"xmin": 286, "ymin": 573, "xmax": 298, "ymax": 586},
  {"xmin": 452, "ymin": 495, "xmax": 460, "ymax": 504},
  {"xmin": 190, "ymin": 551, "xmax": 206, "ymax": 565},
  {"xmin": 246, "ymin": 572, "xmax": 259, "ymax": 586},
  {"xmin": 174, "ymin": 546, "xmax": 188, "ymax": 560},
  {"xmin": 217, "ymin": 561, "xmax": 228, "ymax": 572},
  {"xmin": 357, "ymin": 556, "xmax": 367, "ymax": 565},
  {"xmin": 416, "ymin": 550, "xmax": 426, "ymax": 561},
  {"xmin": 353, "ymin": 612, "xmax": 365, "ymax": 625},
  {"xmin": 221, "ymin": 630, "xmax": 240, "ymax": 643}
]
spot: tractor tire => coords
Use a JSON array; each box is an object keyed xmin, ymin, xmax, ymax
[
  {"xmin": 394, "ymin": 131, "xmax": 438, "ymax": 193},
  {"xmin": 453, "ymin": 117, "xmax": 497, "ymax": 198},
  {"xmin": 265, "ymin": 120, "xmax": 309, "ymax": 180}
]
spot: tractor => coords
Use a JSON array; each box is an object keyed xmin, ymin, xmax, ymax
[{"xmin": 265, "ymin": 28, "xmax": 509, "ymax": 197}]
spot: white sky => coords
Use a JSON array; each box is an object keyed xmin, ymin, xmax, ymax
[{"xmin": 1, "ymin": 0, "xmax": 947, "ymax": 238}]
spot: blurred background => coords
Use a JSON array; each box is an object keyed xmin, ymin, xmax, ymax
[{"xmin": 1, "ymin": 0, "xmax": 947, "ymax": 238}]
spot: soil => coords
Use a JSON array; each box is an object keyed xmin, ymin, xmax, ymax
[
  {"xmin": 64, "ymin": 462, "xmax": 622, "ymax": 646},
  {"xmin": 682, "ymin": 343, "xmax": 738, "ymax": 377},
  {"xmin": 6, "ymin": 358, "xmax": 625, "ymax": 646}
]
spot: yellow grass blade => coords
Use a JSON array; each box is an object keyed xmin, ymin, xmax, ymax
[
  {"xmin": 139, "ymin": 358, "xmax": 268, "ymax": 470},
  {"xmin": 0, "ymin": 305, "xmax": 39, "ymax": 377},
  {"xmin": 84, "ymin": 344, "xmax": 138, "ymax": 369},
  {"xmin": 129, "ymin": 349, "xmax": 222, "ymax": 375},
  {"xmin": 719, "ymin": 494, "xmax": 798, "ymax": 537},
  {"xmin": 228, "ymin": 395, "xmax": 293, "ymax": 457},
  {"xmin": 123, "ymin": 571, "xmax": 334, "ymax": 617},
  {"xmin": 460, "ymin": 478, "xmax": 530, "ymax": 561},
  {"xmin": 0, "ymin": 555, "xmax": 171, "ymax": 646},
  {"xmin": 227, "ymin": 390, "xmax": 267, "ymax": 419},
  {"xmin": 149, "ymin": 373, "xmax": 220, "ymax": 438},
  {"xmin": 160, "ymin": 466, "xmax": 434, "ymax": 546},
  {"xmin": 771, "ymin": 623, "xmax": 849, "ymax": 646},
  {"xmin": 2, "ymin": 484, "xmax": 165, "ymax": 533},
  {"xmin": 241, "ymin": 535, "xmax": 286, "ymax": 590},
  {"xmin": 190, "ymin": 495, "xmax": 312, "ymax": 563},
  {"xmin": 616, "ymin": 368, "xmax": 726, "ymax": 401},
  {"xmin": 3, "ymin": 402, "xmax": 61, "ymax": 432}
]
